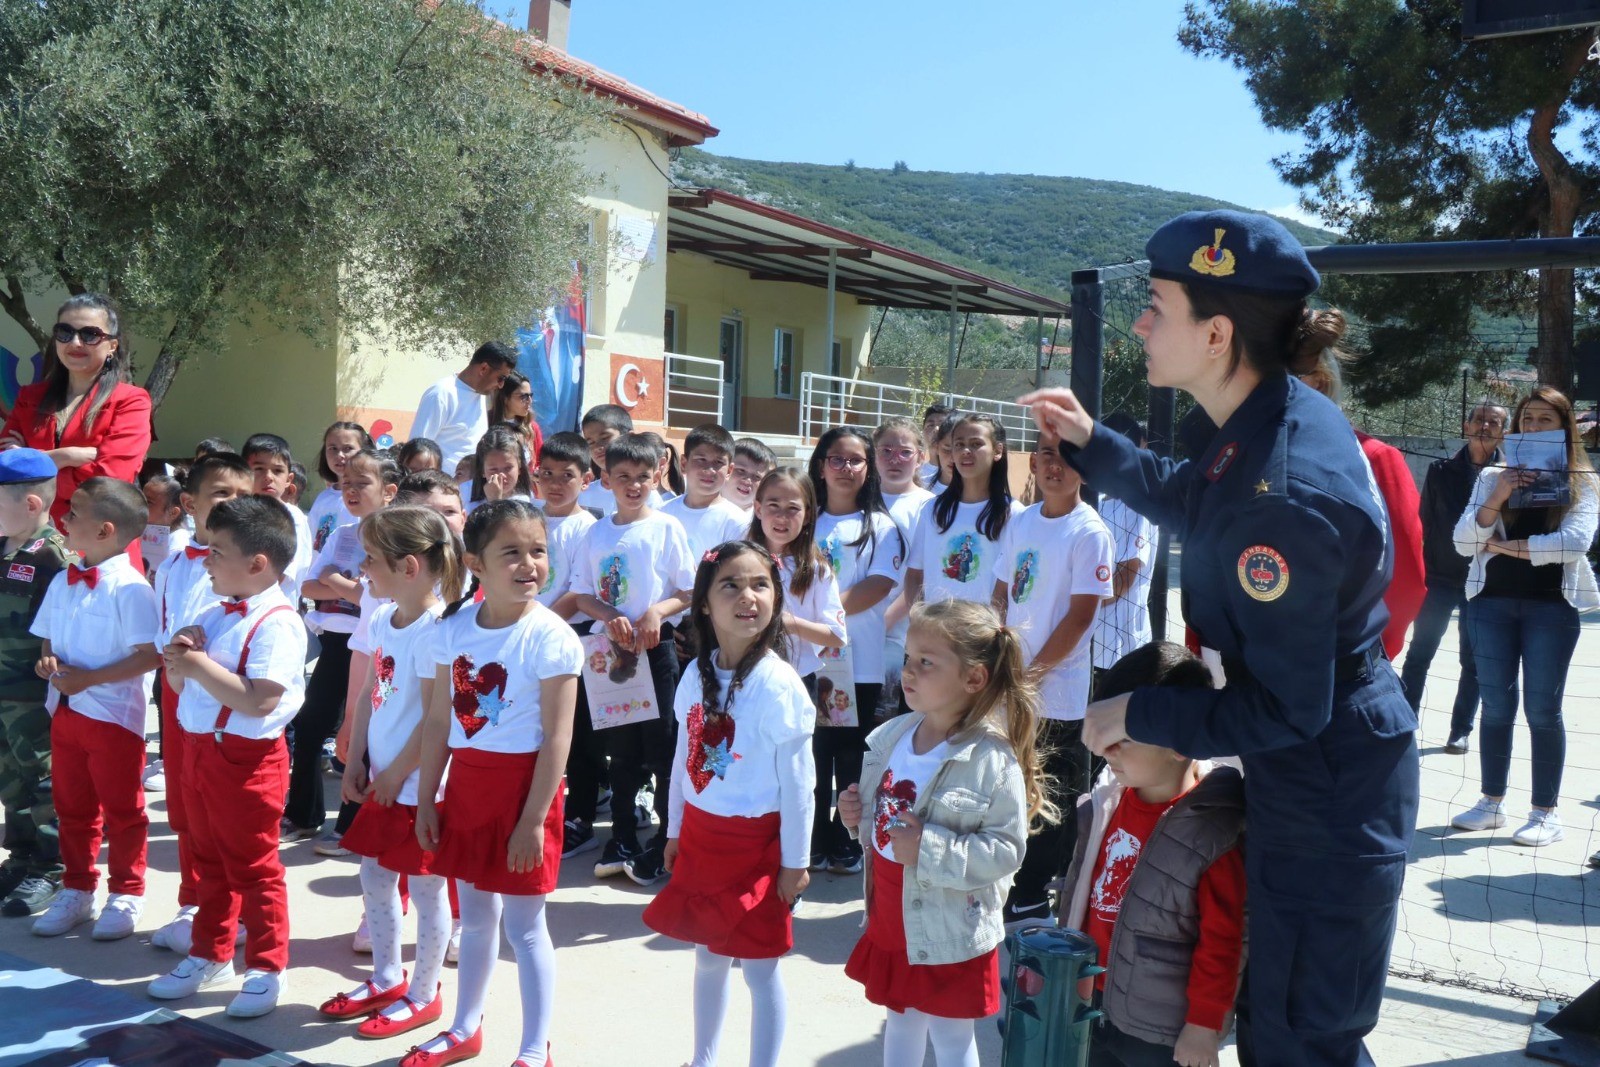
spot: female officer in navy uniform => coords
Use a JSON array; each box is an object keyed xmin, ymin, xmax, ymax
[{"xmin": 1021, "ymin": 210, "xmax": 1419, "ymax": 1067}]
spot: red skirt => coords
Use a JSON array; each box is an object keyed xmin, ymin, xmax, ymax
[
  {"xmin": 642, "ymin": 805, "xmax": 790, "ymax": 960},
  {"xmin": 845, "ymin": 850, "xmax": 1000, "ymax": 1019},
  {"xmin": 342, "ymin": 799, "xmax": 437, "ymax": 877},
  {"xmin": 429, "ymin": 748, "xmax": 564, "ymax": 895}
]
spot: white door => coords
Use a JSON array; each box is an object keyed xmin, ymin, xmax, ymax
[{"xmin": 719, "ymin": 318, "xmax": 743, "ymax": 430}]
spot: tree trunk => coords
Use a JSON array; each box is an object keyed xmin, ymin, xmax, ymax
[
  {"xmin": 1526, "ymin": 37, "xmax": 1588, "ymax": 392},
  {"xmin": 0, "ymin": 274, "xmax": 47, "ymax": 354}
]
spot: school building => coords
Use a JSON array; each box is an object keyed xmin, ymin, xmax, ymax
[{"xmin": 0, "ymin": 1, "xmax": 1066, "ymax": 473}]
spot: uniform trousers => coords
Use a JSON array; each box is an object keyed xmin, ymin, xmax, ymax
[
  {"xmin": 180, "ymin": 728, "xmax": 290, "ymax": 971},
  {"xmin": 51, "ymin": 703, "xmax": 147, "ymax": 895}
]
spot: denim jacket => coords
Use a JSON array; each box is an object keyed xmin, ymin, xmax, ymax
[{"xmin": 850, "ymin": 712, "xmax": 1028, "ymax": 966}]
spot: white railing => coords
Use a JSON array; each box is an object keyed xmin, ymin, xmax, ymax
[
  {"xmin": 799, "ymin": 372, "xmax": 1039, "ymax": 450},
  {"xmin": 664, "ymin": 352, "xmax": 723, "ymax": 429}
]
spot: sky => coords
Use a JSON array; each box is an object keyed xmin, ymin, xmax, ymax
[{"xmin": 499, "ymin": 0, "xmax": 1317, "ymax": 224}]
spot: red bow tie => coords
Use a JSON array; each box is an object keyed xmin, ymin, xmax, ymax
[
  {"xmin": 67, "ymin": 565, "xmax": 98, "ymax": 589},
  {"xmin": 222, "ymin": 599, "xmax": 249, "ymax": 617},
  {"xmin": 184, "ymin": 545, "xmax": 209, "ymax": 560}
]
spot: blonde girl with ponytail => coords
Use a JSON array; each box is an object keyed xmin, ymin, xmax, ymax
[{"xmin": 838, "ymin": 598, "xmax": 1055, "ymax": 1067}]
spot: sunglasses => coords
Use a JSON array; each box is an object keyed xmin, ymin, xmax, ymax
[{"xmin": 52, "ymin": 323, "xmax": 116, "ymax": 346}]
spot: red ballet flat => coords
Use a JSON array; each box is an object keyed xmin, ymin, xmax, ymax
[
  {"xmin": 356, "ymin": 988, "xmax": 444, "ymax": 1039},
  {"xmin": 399, "ymin": 1029, "xmax": 483, "ymax": 1067},
  {"xmin": 510, "ymin": 1046, "xmax": 552, "ymax": 1067},
  {"xmin": 318, "ymin": 974, "xmax": 410, "ymax": 1019}
]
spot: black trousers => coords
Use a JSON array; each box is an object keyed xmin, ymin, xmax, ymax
[
  {"xmin": 285, "ymin": 630, "xmax": 351, "ymax": 832},
  {"xmin": 565, "ymin": 676, "xmax": 605, "ymax": 825},
  {"xmin": 811, "ymin": 682, "xmax": 878, "ymax": 858},
  {"xmin": 1011, "ymin": 718, "xmax": 1093, "ymax": 906},
  {"xmin": 600, "ymin": 628, "xmax": 677, "ymax": 848}
]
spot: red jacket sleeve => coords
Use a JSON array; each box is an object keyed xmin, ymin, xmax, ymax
[
  {"xmin": 1, "ymin": 385, "xmax": 50, "ymax": 449},
  {"xmin": 1362, "ymin": 437, "xmax": 1426, "ymax": 660},
  {"xmin": 73, "ymin": 384, "xmax": 153, "ymax": 483},
  {"xmin": 1185, "ymin": 845, "xmax": 1246, "ymax": 1031}
]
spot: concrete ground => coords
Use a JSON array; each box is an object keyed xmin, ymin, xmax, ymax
[{"xmin": 1, "ymin": 581, "xmax": 1594, "ymax": 1064}]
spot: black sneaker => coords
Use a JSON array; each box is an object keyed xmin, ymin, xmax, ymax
[
  {"xmin": 1002, "ymin": 895, "xmax": 1051, "ymax": 928},
  {"xmin": 2, "ymin": 875, "xmax": 60, "ymax": 917},
  {"xmin": 562, "ymin": 817, "xmax": 598, "ymax": 857},
  {"xmin": 0, "ymin": 860, "xmax": 30, "ymax": 900},
  {"xmin": 828, "ymin": 843, "xmax": 864, "ymax": 875},
  {"xmin": 594, "ymin": 837, "xmax": 639, "ymax": 879},
  {"xmin": 624, "ymin": 844, "xmax": 668, "ymax": 887}
]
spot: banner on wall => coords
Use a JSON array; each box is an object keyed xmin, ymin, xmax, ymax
[
  {"xmin": 516, "ymin": 268, "xmax": 586, "ymax": 435},
  {"xmin": 0, "ymin": 346, "xmax": 43, "ymax": 420}
]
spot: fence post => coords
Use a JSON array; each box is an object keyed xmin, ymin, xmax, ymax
[{"xmin": 1070, "ymin": 268, "xmax": 1105, "ymax": 508}]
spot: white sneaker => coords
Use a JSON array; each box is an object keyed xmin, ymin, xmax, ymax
[
  {"xmin": 1512, "ymin": 809, "xmax": 1564, "ymax": 847},
  {"xmin": 152, "ymin": 906, "xmax": 198, "ymax": 953},
  {"xmin": 1451, "ymin": 797, "xmax": 1505, "ymax": 832},
  {"xmin": 32, "ymin": 888, "xmax": 97, "ymax": 937},
  {"xmin": 148, "ymin": 955, "xmax": 234, "ymax": 1000},
  {"xmin": 1444, "ymin": 735, "xmax": 1471, "ymax": 754},
  {"xmin": 352, "ymin": 914, "xmax": 372, "ymax": 954},
  {"xmin": 143, "ymin": 771, "xmax": 166, "ymax": 792},
  {"xmin": 227, "ymin": 968, "xmax": 286, "ymax": 1018},
  {"xmin": 446, "ymin": 919, "xmax": 461, "ymax": 965},
  {"xmin": 92, "ymin": 893, "xmax": 143, "ymax": 940}
]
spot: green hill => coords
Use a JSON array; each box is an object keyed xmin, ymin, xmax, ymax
[{"xmin": 671, "ymin": 148, "xmax": 1337, "ymax": 298}]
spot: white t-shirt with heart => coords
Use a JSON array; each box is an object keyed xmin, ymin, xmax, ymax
[
  {"xmin": 431, "ymin": 601, "xmax": 583, "ymax": 754},
  {"xmin": 871, "ymin": 725, "xmax": 951, "ymax": 861},
  {"xmin": 366, "ymin": 601, "xmax": 446, "ymax": 805}
]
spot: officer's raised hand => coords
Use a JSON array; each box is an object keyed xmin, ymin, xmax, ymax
[
  {"xmin": 1017, "ymin": 388, "xmax": 1094, "ymax": 448},
  {"xmin": 1083, "ymin": 691, "xmax": 1132, "ymax": 756}
]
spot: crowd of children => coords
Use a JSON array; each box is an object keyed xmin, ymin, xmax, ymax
[{"xmin": 0, "ymin": 396, "xmax": 1245, "ymax": 1067}]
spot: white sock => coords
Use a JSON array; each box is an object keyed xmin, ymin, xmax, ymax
[
  {"xmin": 924, "ymin": 1012, "xmax": 978, "ymax": 1067},
  {"xmin": 740, "ymin": 956, "xmax": 786, "ymax": 1067},
  {"xmin": 359, "ymin": 857, "xmax": 405, "ymax": 990},
  {"xmin": 883, "ymin": 1008, "xmax": 929, "ymax": 1067},
  {"xmin": 501, "ymin": 893, "xmax": 556, "ymax": 1065},
  {"xmin": 692, "ymin": 945, "xmax": 734, "ymax": 1066},
  {"xmin": 445, "ymin": 881, "xmax": 502, "ymax": 1043},
  {"xmin": 378, "ymin": 873, "xmax": 450, "ymax": 1017}
]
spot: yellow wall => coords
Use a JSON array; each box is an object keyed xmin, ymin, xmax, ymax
[{"xmin": 665, "ymin": 250, "xmax": 873, "ymax": 434}]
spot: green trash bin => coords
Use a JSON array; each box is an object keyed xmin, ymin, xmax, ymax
[{"xmin": 999, "ymin": 923, "xmax": 1104, "ymax": 1067}]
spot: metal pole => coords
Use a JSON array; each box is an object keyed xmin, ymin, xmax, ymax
[
  {"xmin": 1035, "ymin": 314, "xmax": 1045, "ymax": 390},
  {"xmin": 946, "ymin": 286, "xmax": 959, "ymax": 405},
  {"xmin": 1070, "ymin": 268, "xmax": 1106, "ymax": 508},
  {"xmin": 1146, "ymin": 385, "xmax": 1176, "ymax": 642},
  {"xmin": 826, "ymin": 249, "xmax": 837, "ymax": 374}
]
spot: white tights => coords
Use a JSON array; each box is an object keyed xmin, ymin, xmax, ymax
[
  {"xmin": 882, "ymin": 1007, "xmax": 978, "ymax": 1067},
  {"xmin": 358, "ymin": 859, "xmax": 449, "ymax": 1011},
  {"xmin": 432, "ymin": 883, "xmax": 554, "ymax": 1065},
  {"xmin": 691, "ymin": 945, "xmax": 786, "ymax": 1067}
]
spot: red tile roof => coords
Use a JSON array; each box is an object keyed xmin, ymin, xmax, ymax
[{"xmin": 516, "ymin": 40, "xmax": 718, "ymax": 147}]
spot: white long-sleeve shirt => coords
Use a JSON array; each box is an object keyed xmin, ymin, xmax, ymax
[{"xmin": 668, "ymin": 653, "xmax": 817, "ymax": 869}]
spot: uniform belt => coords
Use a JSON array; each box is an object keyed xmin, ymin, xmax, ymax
[{"xmin": 1221, "ymin": 643, "xmax": 1385, "ymax": 688}]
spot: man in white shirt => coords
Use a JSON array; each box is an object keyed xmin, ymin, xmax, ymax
[{"xmin": 409, "ymin": 341, "xmax": 519, "ymax": 470}]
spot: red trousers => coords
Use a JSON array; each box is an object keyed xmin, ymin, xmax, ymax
[
  {"xmin": 51, "ymin": 704, "xmax": 148, "ymax": 895},
  {"xmin": 158, "ymin": 675, "xmax": 200, "ymax": 907},
  {"xmin": 180, "ymin": 729, "xmax": 290, "ymax": 972}
]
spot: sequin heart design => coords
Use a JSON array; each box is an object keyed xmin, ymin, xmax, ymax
[
  {"xmin": 371, "ymin": 652, "xmax": 396, "ymax": 712},
  {"xmin": 873, "ymin": 768, "xmax": 918, "ymax": 851},
  {"xmin": 685, "ymin": 702, "xmax": 738, "ymax": 793},
  {"xmin": 451, "ymin": 654, "xmax": 510, "ymax": 739}
]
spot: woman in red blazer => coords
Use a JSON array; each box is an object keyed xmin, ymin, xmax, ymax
[{"xmin": 0, "ymin": 293, "xmax": 153, "ymax": 529}]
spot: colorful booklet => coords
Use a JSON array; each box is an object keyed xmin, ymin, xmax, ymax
[
  {"xmin": 581, "ymin": 632, "xmax": 660, "ymax": 731},
  {"xmin": 1502, "ymin": 430, "xmax": 1570, "ymax": 509}
]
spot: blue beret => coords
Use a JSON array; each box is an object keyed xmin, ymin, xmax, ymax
[
  {"xmin": 1146, "ymin": 210, "xmax": 1319, "ymax": 298},
  {"xmin": 0, "ymin": 449, "xmax": 57, "ymax": 484}
]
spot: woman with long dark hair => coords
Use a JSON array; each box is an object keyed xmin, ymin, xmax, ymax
[
  {"xmin": 1022, "ymin": 210, "xmax": 1418, "ymax": 1067},
  {"xmin": 1, "ymin": 293, "xmax": 152, "ymax": 527},
  {"xmin": 1451, "ymin": 385, "xmax": 1598, "ymax": 848},
  {"xmin": 488, "ymin": 371, "xmax": 543, "ymax": 463}
]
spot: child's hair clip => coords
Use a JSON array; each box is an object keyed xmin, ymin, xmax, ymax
[{"xmin": 701, "ymin": 548, "xmax": 720, "ymax": 565}]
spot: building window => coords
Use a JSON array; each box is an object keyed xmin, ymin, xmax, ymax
[
  {"xmin": 830, "ymin": 339, "xmax": 848, "ymax": 378},
  {"xmin": 664, "ymin": 306, "xmax": 679, "ymax": 353},
  {"xmin": 774, "ymin": 328, "xmax": 796, "ymax": 398}
]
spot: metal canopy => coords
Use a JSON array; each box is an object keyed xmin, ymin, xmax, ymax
[{"xmin": 666, "ymin": 187, "xmax": 1071, "ymax": 318}]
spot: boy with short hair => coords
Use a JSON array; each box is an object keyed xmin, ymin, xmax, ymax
[
  {"xmin": 148, "ymin": 452, "xmax": 255, "ymax": 952},
  {"xmin": 992, "ymin": 433, "xmax": 1114, "ymax": 924},
  {"xmin": 578, "ymin": 405, "xmax": 665, "ymax": 517},
  {"xmin": 286, "ymin": 461, "xmax": 308, "ymax": 508},
  {"xmin": 0, "ymin": 452, "xmax": 73, "ymax": 918},
  {"xmin": 535, "ymin": 432, "xmax": 607, "ymax": 855},
  {"xmin": 723, "ymin": 437, "xmax": 777, "ymax": 512},
  {"xmin": 661, "ymin": 423, "xmax": 749, "ymax": 556},
  {"xmin": 569, "ymin": 434, "xmax": 695, "ymax": 884},
  {"xmin": 242, "ymin": 433, "xmax": 314, "ymax": 596},
  {"xmin": 149, "ymin": 495, "xmax": 306, "ymax": 1018},
  {"xmin": 1061, "ymin": 641, "xmax": 1246, "ymax": 1067},
  {"xmin": 30, "ymin": 478, "xmax": 162, "ymax": 939}
]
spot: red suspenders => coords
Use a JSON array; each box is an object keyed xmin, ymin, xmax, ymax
[{"xmin": 213, "ymin": 604, "xmax": 296, "ymax": 742}]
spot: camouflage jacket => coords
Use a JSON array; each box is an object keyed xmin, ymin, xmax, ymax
[{"xmin": 0, "ymin": 528, "xmax": 71, "ymax": 707}]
